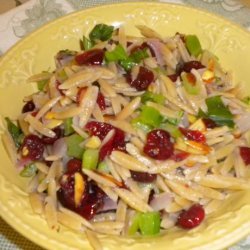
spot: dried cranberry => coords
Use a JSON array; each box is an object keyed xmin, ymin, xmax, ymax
[
  {"xmin": 177, "ymin": 204, "xmax": 205, "ymax": 229},
  {"xmin": 182, "ymin": 61, "xmax": 205, "ymax": 73},
  {"xmin": 42, "ymin": 127, "xmax": 63, "ymax": 145},
  {"xmin": 126, "ymin": 66, "xmax": 154, "ymax": 91},
  {"xmin": 20, "ymin": 135, "xmax": 44, "ymax": 160},
  {"xmin": 143, "ymin": 129, "xmax": 173, "ymax": 160},
  {"xmin": 131, "ymin": 171, "xmax": 157, "ymax": 183},
  {"xmin": 58, "ymin": 171, "xmax": 88, "ymax": 208},
  {"xmin": 168, "ymin": 74, "xmax": 179, "ymax": 82},
  {"xmin": 85, "ymin": 121, "xmax": 114, "ymax": 140},
  {"xmin": 66, "ymin": 159, "xmax": 82, "ymax": 173},
  {"xmin": 57, "ymin": 177, "xmax": 106, "ymax": 220},
  {"xmin": 22, "ymin": 100, "xmax": 35, "ymax": 113},
  {"xmin": 99, "ymin": 128, "xmax": 126, "ymax": 161},
  {"xmin": 179, "ymin": 127, "xmax": 206, "ymax": 143},
  {"xmin": 75, "ymin": 49, "xmax": 104, "ymax": 66},
  {"xmin": 202, "ymin": 118, "xmax": 217, "ymax": 129},
  {"xmin": 76, "ymin": 192, "xmax": 104, "ymax": 220},
  {"xmin": 97, "ymin": 92, "xmax": 106, "ymax": 110},
  {"xmin": 85, "ymin": 121, "xmax": 126, "ymax": 160},
  {"xmin": 240, "ymin": 147, "xmax": 250, "ymax": 165}
]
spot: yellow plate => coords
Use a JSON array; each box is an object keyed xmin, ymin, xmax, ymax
[{"xmin": 1, "ymin": 2, "xmax": 250, "ymax": 250}]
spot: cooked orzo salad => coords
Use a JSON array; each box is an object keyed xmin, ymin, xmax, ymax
[{"xmin": 3, "ymin": 23, "xmax": 250, "ymax": 249}]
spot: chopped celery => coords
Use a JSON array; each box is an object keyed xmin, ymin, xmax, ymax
[
  {"xmin": 141, "ymin": 91, "xmax": 165, "ymax": 105},
  {"xmin": 128, "ymin": 213, "xmax": 141, "ymax": 236},
  {"xmin": 37, "ymin": 79, "xmax": 49, "ymax": 91},
  {"xmin": 160, "ymin": 122, "xmax": 181, "ymax": 138},
  {"xmin": 82, "ymin": 149, "xmax": 99, "ymax": 170},
  {"xmin": 139, "ymin": 212, "xmax": 161, "ymax": 236},
  {"xmin": 185, "ymin": 35, "xmax": 202, "ymax": 57},
  {"xmin": 131, "ymin": 118, "xmax": 152, "ymax": 132},
  {"xmin": 5, "ymin": 117, "xmax": 23, "ymax": 148},
  {"xmin": 64, "ymin": 118, "xmax": 74, "ymax": 136},
  {"xmin": 139, "ymin": 106, "xmax": 163, "ymax": 128},
  {"xmin": 66, "ymin": 134, "xmax": 84, "ymax": 159},
  {"xmin": 182, "ymin": 72, "xmax": 200, "ymax": 95},
  {"xmin": 81, "ymin": 35, "xmax": 94, "ymax": 50},
  {"xmin": 97, "ymin": 161, "xmax": 110, "ymax": 173},
  {"xmin": 89, "ymin": 24, "xmax": 114, "ymax": 42},
  {"xmin": 129, "ymin": 48, "xmax": 149, "ymax": 63},
  {"xmin": 105, "ymin": 44, "xmax": 127, "ymax": 62},
  {"xmin": 20, "ymin": 163, "xmax": 37, "ymax": 177},
  {"xmin": 129, "ymin": 212, "xmax": 161, "ymax": 236}
]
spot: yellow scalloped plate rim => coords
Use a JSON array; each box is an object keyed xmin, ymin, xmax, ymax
[{"xmin": 1, "ymin": 2, "xmax": 250, "ymax": 250}]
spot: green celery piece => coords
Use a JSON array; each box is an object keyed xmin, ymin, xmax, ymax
[
  {"xmin": 5, "ymin": 117, "xmax": 23, "ymax": 148},
  {"xmin": 66, "ymin": 134, "xmax": 84, "ymax": 159},
  {"xmin": 64, "ymin": 118, "xmax": 74, "ymax": 136},
  {"xmin": 182, "ymin": 73, "xmax": 200, "ymax": 95},
  {"xmin": 89, "ymin": 24, "xmax": 114, "ymax": 42},
  {"xmin": 56, "ymin": 69, "xmax": 68, "ymax": 82},
  {"xmin": 81, "ymin": 35, "xmax": 94, "ymax": 50},
  {"xmin": 128, "ymin": 213, "xmax": 141, "ymax": 236},
  {"xmin": 20, "ymin": 163, "xmax": 37, "ymax": 177},
  {"xmin": 185, "ymin": 35, "xmax": 202, "ymax": 57},
  {"xmin": 105, "ymin": 44, "xmax": 127, "ymax": 62},
  {"xmin": 131, "ymin": 117, "xmax": 152, "ymax": 132},
  {"xmin": 130, "ymin": 48, "xmax": 149, "ymax": 63},
  {"xmin": 82, "ymin": 149, "xmax": 99, "ymax": 170},
  {"xmin": 138, "ymin": 212, "xmax": 161, "ymax": 236},
  {"xmin": 141, "ymin": 91, "xmax": 165, "ymax": 105},
  {"xmin": 140, "ymin": 106, "xmax": 163, "ymax": 128},
  {"xmin": 97, "ymin": 161, "xmax": 110, "ymax": 173},
  {"xmin": 37, "ymin": 79, "xmax": 49, "ymax": 91},
  {"xmin": 205, "ymin": 96, "xmax": 235, "ymax": 128},
  {"xmin": 160, "ymin": 122, "xmax": 181, "ymax": 138}
]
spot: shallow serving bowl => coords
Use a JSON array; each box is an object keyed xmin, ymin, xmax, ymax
[{"xmin": 1, "ymin": 2, "xmax": 250, "ymax": 250}]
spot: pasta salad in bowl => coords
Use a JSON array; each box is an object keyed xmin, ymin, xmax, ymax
[{"xmin": 1, "ymin": 3, "xmax": 250, "ymax": 250}]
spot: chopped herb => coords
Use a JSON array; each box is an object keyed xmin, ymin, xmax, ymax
[
  {"xmin": 89, "ymin": 24, "xmax": 114, "ymax": 42},
  {"xmin": 5, "ymin": 117, "xmax": 23, "ymax": 148},
  {"xmin": 80, "ymin": 35, "xmax": 94, "ymax": 50},
  {"xmin": 120, "ymin": 48, "xmax": 149, "ymax": 71},
  {"xmin": 242, "ymin": 96, "xmax": 250, "ymax": 105},
  {"xmin": 20, "ymin": 163, "xmax": 37, "ymax": 177},
  {"xmin": 105, "ymin": 44, "xmax": 127, "ymax": 62},
  {"xmin": 199, "ymin": 96, "xmax": 235, "ymax": 128},
  {"xmin": 37, "ymin": 79, "xmax": 49, "ymax": 91}
]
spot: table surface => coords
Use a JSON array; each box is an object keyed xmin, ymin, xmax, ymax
[{"xmin": 0, "ymin": 0, "xmax": 249, "ymax": 249}]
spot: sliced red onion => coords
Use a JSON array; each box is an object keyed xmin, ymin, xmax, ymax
[
  {"xmin": 235, "ymin": 112, "xmax": 250, "ymax": 133},
  {"xmin": 98, "ymin": 197, "xmax": 117, "ymax": 213},
  {"xmin": 17, "ymin": 157, "xmax": 32, "ymax": 170},
  {"xmin": 52, "ymin": 138, "xmax": 67, "ymax": 158},
  {"xmin": 149, "ymin": 192, "xmax": 172, "ymax": 211},
  {"xmin": 147, "ymin": 39, "xmax": 165, "ymax": 66},
  {"xmin": 55, "ymin": 50, "xmax": 76, "ymax": 68}
]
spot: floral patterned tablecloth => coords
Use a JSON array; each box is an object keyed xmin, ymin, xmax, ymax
[{"xmin": 0, "ymin": 0, "xmax": 249, "ymax": 249}]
